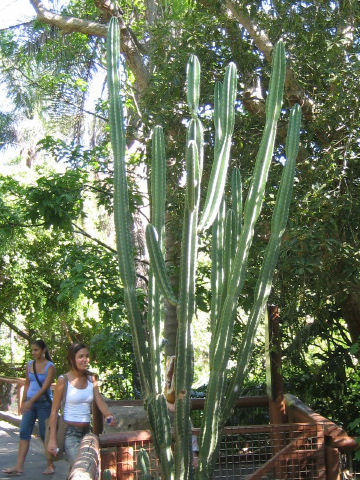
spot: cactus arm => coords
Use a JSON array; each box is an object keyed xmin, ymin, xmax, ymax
[
  {"xmin": 137, "ymin": 449, "xmax": 153, "ymax": 480},
  {"xmin": 146, "ymin": 394, "xmax": 174, "ymax": 480},
  {"xmin": 147, "ymin": 126, "xmax": 167, "ymax": 393},
  {"xmin": 222, "ymin": 104, "xmax": 301, "ymax": 423},
  {"xmin": 174, "ymin": 58, "xmax": 203, "ymax": 480},
  {"xmin": 197, "ymin": 41, "xmax": 286, "ymax": 479},
  {"xmin": 231, "ymin": 167, "xmax": 242, "ymax": 247},
  {"xmin": 151, "ymin": 126, "xmax": 166, "ymax": 232},
  {"xmin": 107, "ymin": 17, "xmax": 151, "ymax": 396},
  {"xmin": 198, "ymin": 63, "xmax": 237, "ymax": 232},
  {"xmin": 210, "ymin": 200, "xmax": 225, "ymax": 335},
  {"xmin": 213, "ymin": 82, "xmax": 222, "ymax": 146},
  {"xmin": 221, "ymin": 208, "xmax": 234, "ymax": 304},
  {"xmin": 175, "ymin": 141, "xmax": 201, "ymax": 480},
  {"xmin": 146, "ymin": 224, "xmax": 178, "ymax": 306},
  {"xmin": 187, "ymin": 119, "xmax": 204, "ymax": 176},
  {"xmin": 187, "ymin": 55, "xmax": 200, "ymax": 116}
]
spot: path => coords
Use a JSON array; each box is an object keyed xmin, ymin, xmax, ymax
[{"xmin": 0, "ymin": 420, "xmax": 69, "ymax": 480}]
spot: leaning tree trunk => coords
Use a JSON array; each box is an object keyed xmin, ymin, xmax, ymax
[{"xmin": 342, "ymin": 289, "xmax": 360, "ymax": 345}]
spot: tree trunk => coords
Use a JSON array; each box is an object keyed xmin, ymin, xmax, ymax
[{"xmin": 342, "ymin": 289, "xmax": 360, "ymax": 345}]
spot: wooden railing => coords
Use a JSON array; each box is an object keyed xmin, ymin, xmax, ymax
[
  {"xmin": 0, "ymin": 377, "xmax": 55, "ymax": 416},
  {"xmin": 2, "ymin": 376, "xmax": 358, "ymax": 480},
  {"xmin": 68, "ymin": 433, "xmax": 100, "ymax": 480}
]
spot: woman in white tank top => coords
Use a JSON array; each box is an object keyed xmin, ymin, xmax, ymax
[{"xmin": 46, "ymin": 343, "xmax": 116, "ymax": 466}]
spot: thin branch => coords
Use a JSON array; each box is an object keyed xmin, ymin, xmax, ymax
[
  {"xmin": 2, "ymin": 60, "xmax": 107, "ymax": 121},
  {"xmin": 29, "ymin": 0, "xmax": 150, "ymax": 92},
  {"xmin": 71, "ymin": 222, "xmax": 117, "ymax": 254},
  {"xmin": 72, "ymin": 222, "xmax": 149, "ymax": 266},
  {"xmin": 0, "ymin": 222, "xmax": 45, "ymax": 228},
  {"xmin": 2, "ymin": 318, "xmax": 31, "ymax": 341}
]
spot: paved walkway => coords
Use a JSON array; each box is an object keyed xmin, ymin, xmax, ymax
[{"xmin": 0, "ymin": 420, "xmax": 69, "ymax": 480}]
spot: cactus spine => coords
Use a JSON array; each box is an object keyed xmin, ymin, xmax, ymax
[{"xmin": 108, "ymin": 16, "xmax": 301, "ymax": 480}]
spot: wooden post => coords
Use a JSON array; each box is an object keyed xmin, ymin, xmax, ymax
[
  {"xmin": 101, "ymin": 450, "xmax": 117, "ymax": 480},
  {"xmin": 316, "ymin": 423, "xmax": 326, "ymax": 480},
  {"xmin": 93, "ymin": 399, "xmax": 103, "ymax": 435},
  {"xmin": 265, "ymin": 305, "xmax": 286, "ymax": 425},
  {"xmin": 118, "ymin": 446, "xmax": 134, "ymax": 480},
  {"xmin": 265, "ymin": 305, "xmax": 286, "ymax": 479},
  {"xmin": 325, "ymin": 446, "xmax": 340, "ymax": 480}
]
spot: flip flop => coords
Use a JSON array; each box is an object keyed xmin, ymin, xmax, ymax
[
  {"xmin": 42, "ymin": 470, "xmax": 55, "ymax": 476},
  {"xmin": 2, "ymin": 470, "xmax": 23, "ymax": 476}
]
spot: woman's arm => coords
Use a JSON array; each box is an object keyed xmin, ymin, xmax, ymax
[
  {"xmin": 92, "ymin": 376, "xmax": 116, "ymax": 425},
  {"xmin": 47, "ymin": 376, "xmax": 66, "ymax": 456},
  {"xmin": 23, "ymin": 364, "xmax": 55, "ymax": 408}
]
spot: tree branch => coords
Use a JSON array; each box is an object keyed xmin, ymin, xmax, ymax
[
  {"xmin": 29, "ymin": 0, "xmax": 150, "ymax": 92},
  {"xmin": 223, "ymin": 0, "xmax": 315, "ymax": 120},
  {"xmin": 71, "ymin": 222, "xmax": 117, "ymax": 254},
  {"xmin": 71, "ymin": 222, "xmax": 149, "ymax": 268},
  {"xmin": 2, "ymin": 318, "xmax": 31, "ymax": 341}
]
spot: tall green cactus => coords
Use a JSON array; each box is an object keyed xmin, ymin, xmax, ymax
[{"xmin": 108, "ymin": 17, "xmax": 301, "ymax": 480}]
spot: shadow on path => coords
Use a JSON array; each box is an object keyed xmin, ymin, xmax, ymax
[{"xmin": 0, "ymin": 421, "xmax": 69, "ymax": 480}]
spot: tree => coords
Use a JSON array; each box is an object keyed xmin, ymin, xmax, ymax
[
  {"xmin": 1, "ymin": 0, "xmax": 359, "ymax": 426},
  {"xmin": 16, "ymin": 0, "xmax": 358, "ymax": 352}
]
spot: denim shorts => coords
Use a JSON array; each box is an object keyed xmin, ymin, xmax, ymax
[
  {"xmin": 64, "ymin": 424, "xmax": 91, "ymax": 466},
  {"xmin": 19, "ymin": 399, "xmax": 52, "ymax": 441}
]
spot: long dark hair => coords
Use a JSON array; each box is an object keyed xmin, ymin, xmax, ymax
[
  {"xmin": 67, "ymin": 343, "xmax": 90, "ymax": 375},
  {"xmin": 32, "ymin": 339, "xmax": 52, "ymax": 362}
]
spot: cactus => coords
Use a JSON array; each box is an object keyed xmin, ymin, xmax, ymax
[
  {"xmin": 102, "ymin": 470, "xmax": 112, "ymax": 480},
  {"xmin": 137, "ymin": 449, "xmax": 157, "ymax": 480},
  {"xmin": 108, "ymin": 17, "xmax": 301, "ymax": 480}
]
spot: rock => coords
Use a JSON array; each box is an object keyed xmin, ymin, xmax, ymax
[{"xmin": 103, "ymin": 405, "xmax": 150, "ymax": 433}]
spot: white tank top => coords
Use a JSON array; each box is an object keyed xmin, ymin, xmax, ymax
[{"xmin": 63, "ymin": 378, "xmax": 94, "ymax": 423}]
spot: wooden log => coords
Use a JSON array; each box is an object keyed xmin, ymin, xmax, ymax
[{"xmin": 68, "ymin": 433, "xmax": 100, "ymax": 480}]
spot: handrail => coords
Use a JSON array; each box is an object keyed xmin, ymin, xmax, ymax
[
  {"xmin": 285, "ymin": 393, "xmax": 358, "ymax": 451},
  {"xmin": 0, "ymin": 377, "xmax": 26, "ymax": 385},
  {"xmin": 68, "ymin": 433, "xmax": 100, "ymax": 480},
  {"xmin": 0, "ymin": 376, "xmax": 56, "ymax": 388}
]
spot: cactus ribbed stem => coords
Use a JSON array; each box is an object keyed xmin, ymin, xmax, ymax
[
  {"xmin": 148, "ymin": 126, "xmax": 167, "ymax": 394},
  {"xmin": 146, "ymin": 224, "xmax": 178, "ymax": 306},
  {"xmin": 198, "ymin": 63, "xmax": 237, "ymax": 231},
  {"xmin": 187, "ymin": 55, "xmax": 200, "ymax": 116},
  {"xmin": 174, "ymin": 58, "xmax": 203, "ymax": 480},
  {"xmin": 222, "ymin": 104, "xmax": 301, "ymax": 423},
  {"xmin": 231, "ymin": 168, "xmax": 242, "ymax": 248},
  {"xmin": 210, "ymin": 201, "xmax": 225, "ymax": 336},
  {"xmin": 107, "ymin": 17, "xmax": 150, "ymax": 397},
  {"xmin": 137, "ymin": 449, "xmax": 152, "ymax": 480},
  {"xmin": 197, "ymin": 41, "xmax": 286, "ymax": 480}
]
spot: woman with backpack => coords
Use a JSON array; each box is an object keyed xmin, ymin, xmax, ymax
[{"xmin": 2, "ymin": 339, "xmax": 56, "ymax": 476}]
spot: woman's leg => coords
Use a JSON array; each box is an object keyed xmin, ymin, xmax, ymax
[
  {"xmin": 2, "ymin": 408, "xmax": 36, "ymax": 474},
  {"xmin": 64, "ymin": 426, "xmax": 87, "ymax": 468},
  {"xmin": 36, "ymin": 401, "xmax": 55, "ymax": 475}
]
